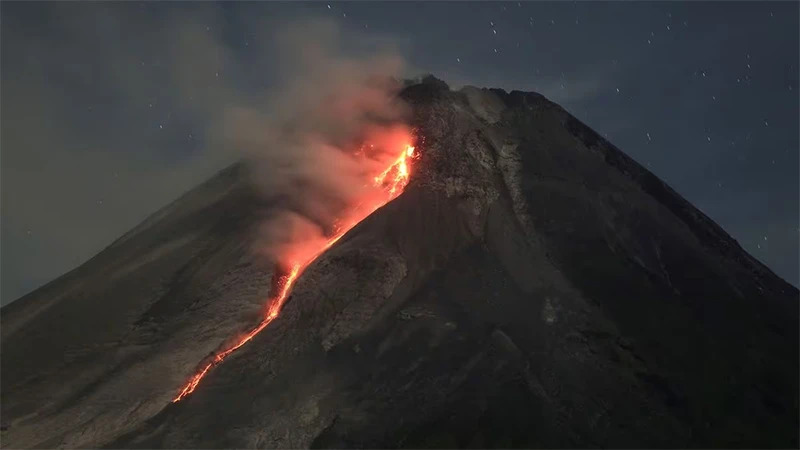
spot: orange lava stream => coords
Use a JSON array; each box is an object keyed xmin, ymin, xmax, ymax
[{"xmin": 172, "ymin": 144, "xmax": 416, "ymax": 403}]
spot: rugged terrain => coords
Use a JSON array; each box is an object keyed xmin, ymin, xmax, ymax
[{"xmin": 2, "ymin": 76, "xmax": 797, "ymax": 448}]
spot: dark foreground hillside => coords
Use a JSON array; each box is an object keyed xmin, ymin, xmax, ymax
[{"xmin": 2, "ymin": 76, "xmax": 797, "ymax": 448}]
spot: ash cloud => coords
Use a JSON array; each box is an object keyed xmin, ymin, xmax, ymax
[
  {"xmin": 0, "ymin": 3, "xmax": 412, "ymax": 304},
  {"xmin": 218, "ymin": 18, "xmax": 412, "ymax": 267}
]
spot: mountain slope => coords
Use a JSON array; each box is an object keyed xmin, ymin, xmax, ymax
[{"xmin": 2, "ymin": 76, "xmax": 797, "ymax": 448}]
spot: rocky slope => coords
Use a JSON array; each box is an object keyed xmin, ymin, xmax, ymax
[{"xmin": 2, "ymin": 76, "xmax": 797, "ymax": 448}]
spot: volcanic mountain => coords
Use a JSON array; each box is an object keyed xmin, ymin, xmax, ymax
[{"xmin": 1, "ymin": 76, "xmax": 797, "ymax": 449}]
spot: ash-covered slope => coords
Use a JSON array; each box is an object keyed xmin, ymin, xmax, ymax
[{"xmin": 2, "ymin": 76, "xmax": 797, "ymax": 449}]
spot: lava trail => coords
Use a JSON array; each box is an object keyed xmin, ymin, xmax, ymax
[{"xmin": 172, "ymin": 143, "xmax": 417, "ymax": 403}]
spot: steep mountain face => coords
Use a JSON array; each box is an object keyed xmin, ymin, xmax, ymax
[{"xmin": 1, "ymin": 76, "xmax": 797, "ymax": 449}]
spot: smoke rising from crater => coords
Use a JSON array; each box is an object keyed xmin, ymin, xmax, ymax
[
  {"xmin": 219, "ymin": 18, "xmax": 413, "ymax": 267},
  {"xmin": 1, "ymin": 5, "xmax": 415, "ymax": 304}
]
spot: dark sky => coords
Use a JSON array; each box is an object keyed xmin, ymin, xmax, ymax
[{"xmin": 1, "ymin": 1, "xmax": 797, "ymax": 305}]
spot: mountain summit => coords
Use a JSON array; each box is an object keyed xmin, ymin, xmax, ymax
[{"xmin": 2, "ymin": 76, "xmax": 797, "ymax": 448}]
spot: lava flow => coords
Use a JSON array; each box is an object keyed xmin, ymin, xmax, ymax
[{"xmin": 172, "ymin": 143, "xmax": 417, "ymax": 403}]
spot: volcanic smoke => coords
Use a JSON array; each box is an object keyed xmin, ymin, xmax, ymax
[{"xmin": 172, "ymin": 141, "xmax": 416, "ymax": 402}]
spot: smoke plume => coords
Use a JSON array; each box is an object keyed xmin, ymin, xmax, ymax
[
  {"xmin": 1, "ymin": 4, "xmax": 415, "ymax": 304},
  {"xmin": 219, "ymin": 18, "xmax": 413, "ymax": 267}
]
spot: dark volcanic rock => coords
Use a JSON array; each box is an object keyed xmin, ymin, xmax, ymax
[{"xmin": 2, "ymin": 76, "xmax": 797, "ymax": 449}]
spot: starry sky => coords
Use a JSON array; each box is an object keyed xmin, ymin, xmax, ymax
[{"xmin": 1, "ymin": 1, "xmax": 797, "ymax": 305}]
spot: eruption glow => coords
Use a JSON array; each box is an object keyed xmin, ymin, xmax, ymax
[{"xmin": 172, "ymin": 141, "xmax": 417, "ymax": 403}]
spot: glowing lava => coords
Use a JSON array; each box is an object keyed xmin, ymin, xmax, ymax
[
  {"xmin": 172, "ymin": 143, "xmax": 416, "ymax": 403},
  {"xmin": 374, "ymin": 144, "xmax": 415, "ymax": 197}
]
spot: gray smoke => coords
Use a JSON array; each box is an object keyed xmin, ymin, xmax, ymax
[
  {"xmin": 218, "ymin": 18, "xmax": 412, "ymax": 266},
  {"xmin": 1, "ymin": 4, "xmax": 412, "ymax": 304}
]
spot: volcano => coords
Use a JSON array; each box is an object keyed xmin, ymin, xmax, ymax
[{"xmin": 1, "ymin": 76, "xmax": 797, "ymax": 449}]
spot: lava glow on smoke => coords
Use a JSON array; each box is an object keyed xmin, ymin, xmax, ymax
[{"xmin": 172, "ymin": 141, "xmax": 417, "ymax": 403}]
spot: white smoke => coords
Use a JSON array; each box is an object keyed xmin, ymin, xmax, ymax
[{"xmin": 217, "ymin": 18, "xmax": 412, "ymax": 267}]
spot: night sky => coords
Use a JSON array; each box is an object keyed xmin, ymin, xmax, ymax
[{"xmin": 1, "ymin": 1, "xmax": 797, "ymax": 305}]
